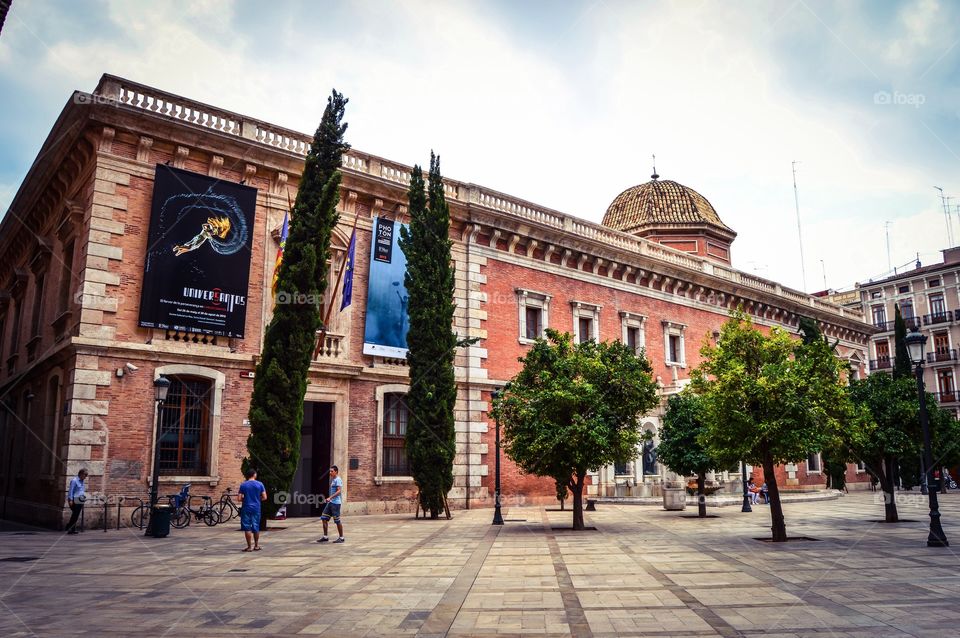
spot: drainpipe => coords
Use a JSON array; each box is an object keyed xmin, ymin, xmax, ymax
[{"xmin": 463, "ymin": 221, "xmax": 472, "ymax": 510}]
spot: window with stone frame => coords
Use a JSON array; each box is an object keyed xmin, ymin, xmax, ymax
[
  {"xmin": 382, "ymin": 393, "xmax": 409, "ymax": 476},
  {"xmin": 871, "ymin": 305, "xmax": 886, "ymax": 328},
  {"xmin": 898, "ymin": 284, "xmax": 910, "ymax": 294},
  {"xmin": 157, "ymin": 376, "xmax": 213, "ymax": 475},
  {"xmin": 517, "ymin": 289, "xmax": 550, "ymax": 344},
  {"xmin": 807, "ymin": 452, "xmax": 822, "ymax": 473},
  {"xmin": 8, "ymin": 295, "xmax": 23, "ymax": 356},
  {"xmin": 662, "ymin": 321, "xmax": 686, "ymax": 366},
  {"xmin": 620, "ymin": 312, "xmax": 646, "ymax": 355},
  {"xmin": 571, "ymin": 301, "xmax": 600, "ymax": 344},
  {"xmin": 57, "ymin": 239, "xmax": 76, "ymax": 314},
  {"xmin": 30, "ymin": 273, "xmax": 45, "ymax": 338},
  {"xmin": 929, "ymin": 293, "xmax": 947, "ymax": 317}
]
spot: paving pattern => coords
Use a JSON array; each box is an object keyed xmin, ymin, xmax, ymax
[{"xmin": 3, "ymin": 491, "xmax": 960, "ymax": 636}]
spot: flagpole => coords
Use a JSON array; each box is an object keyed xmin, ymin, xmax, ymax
[{"xmin": 314, "ymin": 212, "xmax": 360, "ymax": 359}]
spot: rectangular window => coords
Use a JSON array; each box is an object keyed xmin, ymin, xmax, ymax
[
  {"xmin": 900, "ymin": 301, "xmax": 914, "ymax": 318},
  {"xmin": 8, "ymin": 298, "xmax": 22, "ymax": 353},
  {"xmin": 898, "ymin": 285, "xmax": 910, "ymax": 294},
  {"xmin": 875, "ymin": 341, "xmax": 890, "ymax": 359},
  {"xmin": 668, "ymin": 334, "xmax": 681, "ymax": 363},
  {"xmin": 871, "ymin": 291, "xmax": 881, "ymax": 299},
  {"xmin": 871, "ymin": 305, "xmax": 886, "ymax": 328},
  {"xmin": 578, "ymin": 317, "xmax": 594, "ymax": 344},
  {"xmin": 382, "ymin": 393, "xmax": 409, "ymax": 476},
  {"xmin": 929, "ymin": 278, "xmax": 941, "ymax": 288},
  {"xmin": 58, "ymin": 240, "xmax": 75, "ymax": 313},
  {"xmin": 614, "ymin": 460, "xmax": 628, "ymax": 475},
  {"xmin": 807, "ymin": 453, "xmax": 821, "ymax": 473},
  {"xmin": 930, "ymin": 294, "xmax": 946, "ymax": 316},
  {"xmin": 158, "ymin": 377, "xmax": 212, "ymax": 475},
  {"xmin": 524, "ymin": 306, "xmax": 542, "ymax": 341},
  {"xmin": 30, "ymin": 273, "xmax": 45, "ymax": 337},
  {"xmin": 626, "ymin": 326, "xmax": 641, "ymax": 353},
  {"xmin": 939, "ymin": 370, "xmax": 956, "ymax": 403}
]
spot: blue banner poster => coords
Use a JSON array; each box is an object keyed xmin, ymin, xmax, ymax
[{"xmin": 362, "ymin": 217, "xmax": 410, "ymax": 358}]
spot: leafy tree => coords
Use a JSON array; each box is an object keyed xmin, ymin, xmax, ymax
[
  {"xmin": 657, "ymin": 393, "xmax": 717, "ymax": 517},
  {"xmin": 399, "ymin": 153, "xmax": 458, "ymax": 518},
  {"xmin": 494, "ymin": 329, "xmax": 659, "ymax": 530},
  {"xmin": 847, "ymin": 372, "xmax": 918, "ymax": 521},
  {"xmin": 244, "ymin": 91, "xmax": 349, "ymax": 521},
  {"xmin": 893, "ymin": 304, "xmax": 912, "ymax": 379},
  {"xmin": 555, "ymin": 478, "xmax": 568, "ymax": 510},
  {"xmin": 693, "ymin": 311, "xmax": 856, "ymax": 541}
]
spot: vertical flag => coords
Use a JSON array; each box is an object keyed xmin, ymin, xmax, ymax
[
  {"xmin": 340, "ymin": 228, "xmax": 357, "ymax": 310},
  {"xmin": 271, "ymin": 211, "xmax": 289, "ymax": 295}
]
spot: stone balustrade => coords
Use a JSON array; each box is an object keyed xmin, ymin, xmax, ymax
[{"xmin": 92, "ymin": 74, "xmax": 863, "ymax": 323}]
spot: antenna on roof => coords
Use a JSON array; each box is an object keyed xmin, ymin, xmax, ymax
[
  {"xmin": 884, "ymin": 221, "xmax": 893, "ymax": 274},
  {"xmin": 935, "ymin": 186, "xmax": 955, "ymax": 247},
  {"xmin": 651, "ymin": 154, "xmax": 659, "ymax": 181},
  {"xmin": 792, "ymin": 161, "xmax": 808, "ymax": 291}
]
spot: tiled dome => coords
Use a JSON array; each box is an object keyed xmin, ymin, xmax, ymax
[{"xmin": 602, "ymin": 178, "xmax": 734, "ymax": 236}]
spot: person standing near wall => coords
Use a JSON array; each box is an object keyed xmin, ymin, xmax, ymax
[{"xmin": 65, "ymin": 469, "xmax": 88, "ymax": 534}]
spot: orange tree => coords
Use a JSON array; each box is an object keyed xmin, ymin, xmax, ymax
[
  {"xmin": 492, "ymin": 329, "xmax": 658, "ymax": 530},
  {"xmin": 693, "ymin": 311, "xmax": 857, "ymax": 542}
]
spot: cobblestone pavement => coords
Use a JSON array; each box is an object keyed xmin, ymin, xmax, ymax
[{"xmin": 3, "ymin": 491, "xmax": 960, "ymax": 637}]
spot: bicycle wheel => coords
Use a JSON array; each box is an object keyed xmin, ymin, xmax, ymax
[
  {"xmin": 216, "ymin": 499, "xmax": 235, "ymax": 523},
  {"xmin": 202, "ymin": 505, "xmax": 219, "ymax": 526},
  {"xmin": 171, "ymin": 507, "xmax": 191, "ymax": 528},
  {"xmin": 130, "ymin": 505, "xmax": 150, "ymax": 529}
]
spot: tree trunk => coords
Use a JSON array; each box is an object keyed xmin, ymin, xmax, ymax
[
  {"xmin": 880, "ymin": 455, "xmax": 899, "ymax": 523},
  {"xmin": 761, "ymin": 442, "xmax": 787, "ymax": 542},
  {"xmin": 697, "ymin": 471, "xmax": 707, "ymax": 518},
  {"xmin": 570, "ymin": 474, "xmax": 585, "ymax": 530}
]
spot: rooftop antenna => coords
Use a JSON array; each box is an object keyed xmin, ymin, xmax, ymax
[
  {"xmin": 820, "ymin": 259, "xmax": 827, "ymax": 291},
  {"xmin": 884, "ymin": 221, "xmax": 893, "ymax": 274},
  {"xmin": 651, "ymin": 154, "xmax": 659, "ymax": 180},
  {"xmin": 792, "ymin": 161, "xmax": 808, "ymax": 291},
  {"xmin": 935, "ymin": 187, "xmax": 955, "ymax": 247}
]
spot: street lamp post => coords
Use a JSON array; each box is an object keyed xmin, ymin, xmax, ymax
[
  {"xmin": 741, "ymin": 460, "xmax": 752, "ymax": 513},
  {"xmin": 146, "ymin": 376, "xmax": 171, "ymax": 536},
  {"xmin": 905, "ymin": 328, "xmax": 948, "ymax": 547},
  {"xmin": 491, "ymin": 387, "xmax": 504, "ymax": 525}
]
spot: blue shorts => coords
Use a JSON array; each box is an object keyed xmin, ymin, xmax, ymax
[
  {"xmin": 321, "ymin": 502, "xmax": 341, "ymax": 522},
  {"xmin": 240, "ymin": 508, "xmax": 260, "ymax": 532}
]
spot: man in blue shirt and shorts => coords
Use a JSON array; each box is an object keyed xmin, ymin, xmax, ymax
[
  {"xmin": 238, "ymin": 468, "xmax": 266, "ymax": 552},
  {"xmin": 317, "ymin": 465, "xmax": 344, "ymax": 543}
]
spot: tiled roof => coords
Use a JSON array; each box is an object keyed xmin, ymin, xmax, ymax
[{"xmin": 602, "ymin": 179, "xmax": 734, "ymax": 235}]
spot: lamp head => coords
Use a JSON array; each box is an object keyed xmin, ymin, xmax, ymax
[
  {"xmin": 904, "ymin": 328, "xmax": 927, "ymax": 366},
  {"xmin": 154, "ymin": 375, "xmax": 171, "ymax": 403}
]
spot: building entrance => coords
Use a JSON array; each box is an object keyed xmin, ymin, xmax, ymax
[{"xmin": 288, "ymin": 402, "xmax": 334, "ymax": 517}]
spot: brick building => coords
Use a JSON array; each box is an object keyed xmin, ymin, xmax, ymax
[
  {"xmin": 0, "ymin": 75, "xmax": 876, "ymax": 527},
  {"xmin": 858, "ymin": 247, "xmax": 960, "ymax": 418}
]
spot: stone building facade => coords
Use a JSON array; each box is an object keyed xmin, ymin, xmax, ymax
[
  {"xmin": 858, "ymin": 247, "xmax": 960, "ymax": 418},
  {"xmin": 0, "ymin": 75, "xmax": 875, "ymax": 527}
]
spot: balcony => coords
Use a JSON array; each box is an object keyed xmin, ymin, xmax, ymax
[
  {"xmin": 869, "ymin": 357, "xmax": 893, "ymax": 371},
  {"xmin": 928, "ymin": 349, "xmax": 958, "ymax": 364},
  {"xmin": 873, "ymin": 317, "xmax": 921, "ymax": 332},
  {"xmin": 924, "ymin": 312, "xmax": 952, "ymax": 326},
  {"xmin": 935, "ymin": 391, "xmax": 959, "ymax": 404}
]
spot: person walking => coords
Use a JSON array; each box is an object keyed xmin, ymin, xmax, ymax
[
  {"xmin": 238, "ymin": 468, "xmax": 267, "ymax": 552},
  {"xmin": 65, "ymin": 469, "xmax": 88, "ymax": 534},
  {"xmin": 317, "ymin": 465, "xmax": 344, "ymax": 544}
]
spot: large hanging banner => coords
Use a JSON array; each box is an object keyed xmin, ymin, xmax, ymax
[
  {"xmin": 362, "ymin": 216, "xmax": 410, "ymax": 358},
  {"xmin": 138, "ymin": 165, "xmax": 257, "ymax": 338}
]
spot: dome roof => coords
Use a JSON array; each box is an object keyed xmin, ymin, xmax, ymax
[{"xmin": 602, "ymin": 178, "xmax": 734, "ymax": 236}]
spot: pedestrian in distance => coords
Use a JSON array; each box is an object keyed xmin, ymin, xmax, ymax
[
  {"xmin": 238, "ymin": 468, "xmax": 267, "ymax": 552},
  {"xmin": 65, "ymin": 468, "xmax": 88, "ymax": 534},
  {"xmin": 317, "ymin": 465, "xmax": 344, "ymax": 544}
]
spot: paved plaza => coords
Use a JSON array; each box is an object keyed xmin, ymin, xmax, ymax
[{"xmin": 3, "ymin": 492, "xmax": 960, "ymax": 637}]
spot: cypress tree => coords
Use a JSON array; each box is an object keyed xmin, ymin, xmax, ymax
[
  {"xmin": 893, "ymin": 304, "xmax": 911, "ymax": 379},
  {"xmin": 399, "ymin": 153, "xmax": 458, "ymax": 518},
  {"xmin": 243, "ymin": 91, "xmax": 349, "ymax": 520}
]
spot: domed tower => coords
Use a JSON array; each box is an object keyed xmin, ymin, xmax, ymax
[{"xmin": 602, "ymin": 173, "xmax": 736, "ymax": 264}]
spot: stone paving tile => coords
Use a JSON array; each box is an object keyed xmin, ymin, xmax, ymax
[{"xmin": 5, "ymin": 493, "xmax": 960, "ymax": 636}]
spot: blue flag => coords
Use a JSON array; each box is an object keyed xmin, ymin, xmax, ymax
[{"xmin": 340, "ymin": 229, "xmax": 357, "ymax": 310}]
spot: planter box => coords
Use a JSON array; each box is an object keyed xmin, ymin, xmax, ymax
[{"xmin": 662, "ymin": 486, "xmax": 687, "ymax": 511}]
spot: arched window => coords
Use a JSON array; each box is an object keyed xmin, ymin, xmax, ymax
[{"xmin": 158, "ymin": 376, "xmax": 213, "ymax": 475}]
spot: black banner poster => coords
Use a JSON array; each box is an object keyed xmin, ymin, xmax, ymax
[
  {"xmin": 138, "ymin": 165, "xmax": 257, "ymax": 338},
  {"xmin": 373, "ymin": 217, "xmax": 394, "ymax": 263}
]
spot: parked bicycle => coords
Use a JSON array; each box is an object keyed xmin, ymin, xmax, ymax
[
  {"xmin": 169, "ymin": 485, "xmax": 218, "ymax": 527},
  {"xmin": 215, "ymin": 487, "xmax": 240, "ymax": 524}
]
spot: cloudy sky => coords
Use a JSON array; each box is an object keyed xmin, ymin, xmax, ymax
[{"xmin": 1, "ymin": 0, "xmax": 958, "ymax": 293}]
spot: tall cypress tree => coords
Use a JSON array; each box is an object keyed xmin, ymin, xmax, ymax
[
  {"xmin": 893, "ymin": 304, "xmax": 911, "ymax": 379},
  {"xmin": 243, "ymin": 91, "xmax": 349, "ymax": 520},
  {"xmin": 399, "ymin": 153, "xmax": 457, "ymax": 518}
]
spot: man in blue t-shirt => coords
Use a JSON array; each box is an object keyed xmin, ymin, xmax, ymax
[
  {"xmin": 238, "ymin": 468, "xmax": 267, "ymax": 552},
  {"xmin": 317, "ymin": 465, "xmax": 344, "ymax": 544},
  {"xmin": 65, "ymin": 469, "xmax": 88, "ymax": 534}
]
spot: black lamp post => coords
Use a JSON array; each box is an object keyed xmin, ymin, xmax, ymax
[
  {"xmin": 741, "ymin": 460, "xmax": 752, "ymax": 513},
  {"xmin": 491, "ymin": 387, "xmax": 504, "ymax": 525},
  {"xmin": 146, "ymin": 376, "xmax": 171, "ymax": 536},
  {"xmin": 905, "ymin": 328, "xmax": 948, "ymax": 547}
]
